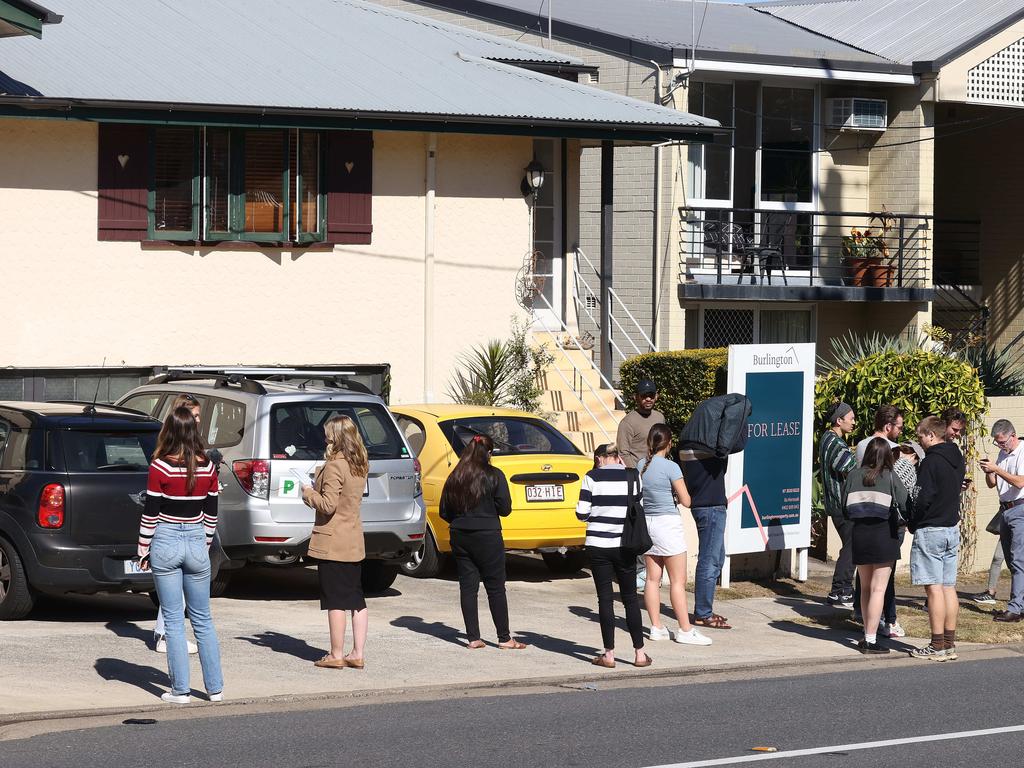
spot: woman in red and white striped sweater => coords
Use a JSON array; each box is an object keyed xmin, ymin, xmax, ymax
[{"xmin": 139, "ymin": 406, "xmax": 223, "ymax": 704}]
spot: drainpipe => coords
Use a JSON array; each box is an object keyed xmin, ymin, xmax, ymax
[
  {"xmin": 650, "ymin": 60, "xmax": 664, "ymax": 349},
  {"xmin": 424, "ymin": 134, "xmax": 437, "ymax": 402}
]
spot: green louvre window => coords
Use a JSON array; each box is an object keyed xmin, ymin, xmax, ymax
[{"xmin": 149, "ymin": 127, "xmax": 324, "ymax": 243}]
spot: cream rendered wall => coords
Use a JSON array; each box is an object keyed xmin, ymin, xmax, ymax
[
  {"xmin": 0, "ymin": 119, "xmax": 534, "ymax": 404},
  {"xmin": 938, "ymin": 18, "xmax": 1024, "ymax": 104}
]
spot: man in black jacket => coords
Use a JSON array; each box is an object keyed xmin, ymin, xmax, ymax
[{"xmin": 908, "ymin": 416, "xmax": 967, "ymax": 661}]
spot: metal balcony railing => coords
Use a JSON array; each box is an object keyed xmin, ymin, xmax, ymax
[{"xmin": 677, "ymin": 207, "xmax": 977, "ymax": 291}]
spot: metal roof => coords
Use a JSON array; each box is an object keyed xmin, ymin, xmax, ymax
[
  {"xmin": 413, "ymin": 0, "xmax": 902, "ymax": 69},
  {"xmin": 757, "ymin": 0, "xmax": 1024, "ymax": 66},
  {"xmin": 0, "ymin": 0, "xmax": 719, "ymax": 139}
]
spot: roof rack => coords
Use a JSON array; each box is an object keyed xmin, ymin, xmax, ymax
[
  {"xmin": 151, "ymin": 368, "xmax": 374, "ymax": 396},
  {"xmin": 47, "ymin": 400, "xmax": 151, "ymax": 415}
]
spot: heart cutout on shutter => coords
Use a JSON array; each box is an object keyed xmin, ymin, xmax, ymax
[
  {"xmin": 117, "ymin": 154, "xmax": 130, "ymax": 169},
  {"xmin": 345, "ymin": 161, "xmax": 355, "ymax": 173}
]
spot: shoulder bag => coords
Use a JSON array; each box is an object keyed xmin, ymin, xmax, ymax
[{"xmin": 621, "ymin": 468, "xmax": 653, "ymax": 555}]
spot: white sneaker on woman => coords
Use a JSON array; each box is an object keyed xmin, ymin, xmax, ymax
[
  {"xmin": 673, "ymin": 628, "xmax": 713, "ymax": 646},
  {"xmin": 161, "ymin": 692, "xmax": 191, "ymax": 705},
  {"xmin": 155, "ymin": 635, "xmax": 198, "ymax": 654},
  {"xmin": 648, "ymin": 625, "xmax": 671, "ymax": 641}
]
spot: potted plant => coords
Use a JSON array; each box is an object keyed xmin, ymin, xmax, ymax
[{"xmin": 841, "ymin": 210, "xmax": 896, "ymax": 287}]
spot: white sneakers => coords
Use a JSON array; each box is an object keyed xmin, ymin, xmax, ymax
[
  {"xmin": 160, "ymin": 691, "xmax": 223, "ymax": 704},
  {"xmin": 648, "ymin": 625, "xmax": 713, "ymax": 646},
  {"xmin": 155, "ymin": 635, "xmax": 199, "ymax": 654},
  {"xmin": 648, "ymin": 625, "xmax": 671, "ymax": 641},
  {"xmin": 673, "ymin": 628, "xmax": 713, "ymax": 646},
  {"xmin": 878, "ymin": 620, "xmax": 906, "ymax": 638}
]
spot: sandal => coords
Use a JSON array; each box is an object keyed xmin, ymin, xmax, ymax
[
  {"xmin": 590, "ymin": 655, "xmax": 615, "ymax": 669},
  {"xmin": 467, "ymin": 640, "xmax": 486, "ymax": 649},
  {"xmin": 498, "ymin": 639, "xmax": 527, "ymax": 650},
  {"xmin": 693, "ymin": 614, "xmax": 732, "ymax": 630},
  {"xmin": 313, "ymin": 654, "xmax": 346, "ymax": 669},
  {"xmin": 633, "ymin": 654, "xmax": 653, "ymax": 668}
]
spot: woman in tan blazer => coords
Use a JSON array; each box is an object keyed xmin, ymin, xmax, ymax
[{"xmin": 300, "ymin": 415, "xmax": 368, "ymax": 670}]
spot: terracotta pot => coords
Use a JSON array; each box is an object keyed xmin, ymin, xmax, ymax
[
  {"xmin": 845, "ymin": 256, "xmax": 877, "ymax": 287},
  {"xmin": 867, "ymin": 263, "xmax": 894, "ymax": 287}
]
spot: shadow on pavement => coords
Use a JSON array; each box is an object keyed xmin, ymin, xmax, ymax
[
  {"xmin": 23, "ymin": 593, "xmax": 155, "ymax": 623},
  {"xmin": 105, "ymin": 620, "xmax": 153, "ymax": 648},
  {"xmin": 568, "ymin": 604, "xmax": 632, "ymax": 634},
  {"xmin": 391, "ymin": 615, "xmax": 466, "ymax": 648},
  {"xmin": 514, "ymin": 629, "xmax": 598, "ymax": 662},
  {"xmin": 94, "ymin": 658, "xmax": 168, "ymax": 697},
  {"xmin": 234, "ymin": 631, "xmax": 325, "ymax": 662}
]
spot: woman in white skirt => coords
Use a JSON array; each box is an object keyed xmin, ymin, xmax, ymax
[{"xmin": 637, "ymin": 424, "xmax": 711, "ymax": 647}]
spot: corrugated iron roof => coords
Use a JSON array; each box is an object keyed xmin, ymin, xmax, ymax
[
  {"xmin": 0, "ymin": 0, "xmax": 718, "ymax": 135},
  {"xmin": 757, "ymin": 0, "xmax": 1024, "ymax": 65},
  {"xmin": 413, "ymin": 0, "xmax": 900, "ymax": 68}
]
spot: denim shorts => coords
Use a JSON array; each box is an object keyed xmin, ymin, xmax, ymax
[{"xmin": 910, "ymin": 526, "xmax": 960, "ymax": 586}]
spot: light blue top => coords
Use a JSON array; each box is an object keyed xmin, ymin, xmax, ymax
[{"xmin": 636, "ymin": 455, "xmax": 683, "ymax": 517}]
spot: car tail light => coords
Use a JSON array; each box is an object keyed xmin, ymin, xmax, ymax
[
  {"xmin": 38, "ymin": 483, "xmax": 65, "ymax": 528},
  {"xmin": 413, "ymin": 458, "xmax": 423, "ymax": 498},
  {"xmin": 233, "ymin": 459, "xmax": 270, "ymax": 499}
]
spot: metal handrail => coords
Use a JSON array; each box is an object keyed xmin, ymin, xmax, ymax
[
  {"xmin": 531, "ymin": 288, "xmax": 625, "ymax": 425},
  {"xmin": 609, "ymin": 288, "xmax": 658, "ymax": 353}
]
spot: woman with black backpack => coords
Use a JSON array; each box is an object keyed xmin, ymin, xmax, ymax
[{"xmin": 576, "ymin": 443, "xmax": 651, "ymax": 669}]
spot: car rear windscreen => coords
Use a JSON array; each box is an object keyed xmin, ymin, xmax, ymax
[
  {"xmin": 59, "ymin": 430, "xmax": 158, "ymax": 472},
  {"xmin": 439, "ymin": 417, "xmax": 582, "ymax": 456},
  {"xmin": 270, "ymin": 403, "xmax": 407, "ymax": 461}
]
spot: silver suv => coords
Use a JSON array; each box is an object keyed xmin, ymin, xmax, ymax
[{"xmin": 116, "ymin": 369, "xmax": 425, "ymax": 593}]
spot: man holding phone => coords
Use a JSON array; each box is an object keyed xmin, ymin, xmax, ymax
[{"xmin": 980, "ymin": 420, "xmax": 1024, "ymax": 622}]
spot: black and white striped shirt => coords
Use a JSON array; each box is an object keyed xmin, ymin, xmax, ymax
[{"xmin": 576, "ymin": 465, "xmax": 641, "ymax": 548}]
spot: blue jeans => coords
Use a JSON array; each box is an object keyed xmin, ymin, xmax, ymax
[
  {"xmin": 692, "ymin": 505, "xmax": 727, "ymax": 620},
  {"xmin": 151, "ymin": 523, "xmax": 223, "ymax": 696}
]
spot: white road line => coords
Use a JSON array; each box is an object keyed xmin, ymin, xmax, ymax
[{"xmin": 644, "ymin": 724, "xmax": 1024, "ymax": 767}]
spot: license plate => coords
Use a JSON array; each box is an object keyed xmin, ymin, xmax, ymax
[
  {"xmin": 124, "ymin": 559, "xmax": 146, "ymax": 575},
  {"xmin": 526, "ymin": 484, "xmax": 563, "ymax": 502}
]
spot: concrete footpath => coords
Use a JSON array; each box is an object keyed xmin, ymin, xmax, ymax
[{"xmin": 0, "ymin": 556, "xmax": 958, "ymax": 720}]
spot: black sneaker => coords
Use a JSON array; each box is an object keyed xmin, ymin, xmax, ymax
[
  {"xmin": 839, "ymin": 592, "xmax": 855, "ymax": 609},
  {"xmin": 827, "ymin": 590, "xmax": 853, "ymax": 607},
  {"xmin": 857, "ymin": 639, "xmax": 890, "ymax": 655}
]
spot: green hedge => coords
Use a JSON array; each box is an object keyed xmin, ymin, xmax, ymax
[
  {"xmin": 619, "ymin": 348, "xmax": 727, "ymax": 434},
  {"xmin": 814, "ymin": 349, "xmax": 987, "ymax": 441}
]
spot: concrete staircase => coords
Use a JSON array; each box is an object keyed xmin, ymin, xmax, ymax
[{"xmin": 530, "ymin": 330, "xmax": 623, "ymax": 453}]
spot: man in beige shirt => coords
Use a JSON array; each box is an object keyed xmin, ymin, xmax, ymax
[{"xmin": 616, "ymin": 379, "xmax": 666, "ymax": 468}]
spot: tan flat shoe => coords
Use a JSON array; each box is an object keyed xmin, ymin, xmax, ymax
[
  {"xmin": 343, "ymin": 657, "xmax": 365, "ymax": 669},
  {"xmin": 313, "ymin": 655, "xmax": 346, "ymax": 669}
]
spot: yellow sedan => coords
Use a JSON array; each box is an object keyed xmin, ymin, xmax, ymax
[{"xmin": 390, "ymin": 404, "xmax": 593, "ymax": 578}]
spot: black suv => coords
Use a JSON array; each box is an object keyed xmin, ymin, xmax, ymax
[{"xmin": 0, "ymin": 402, "xmax": 161, "ymax": 619}]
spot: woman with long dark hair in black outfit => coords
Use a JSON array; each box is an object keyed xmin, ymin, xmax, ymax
[{"xmin": 440, "ymin": 434, "xmax": 526, "ymax": 650}]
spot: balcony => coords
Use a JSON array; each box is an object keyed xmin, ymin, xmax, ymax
[{"xmin": 677, "ymin": 207, "xmax": 976, "ymax": 303}]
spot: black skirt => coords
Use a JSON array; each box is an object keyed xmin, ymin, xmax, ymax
[
  {"xmin": 317, "ymin": 560, "xmax": 366, "ymax": 611},
  {"xmin": 852, "ymin": 517, "xmax": 901, "ymax": 565}
]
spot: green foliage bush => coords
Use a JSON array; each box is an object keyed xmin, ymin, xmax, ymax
[
  {"xmin": 815, "ymin": 348, "xmax": 987, "ymax": 572},
  {"xmin": 619, "ymin": 348, "xmax": 727, "ymax": 434},
  {"xmin": 814, "ymin": 349, "xmax": 987, "ymax": 440}
]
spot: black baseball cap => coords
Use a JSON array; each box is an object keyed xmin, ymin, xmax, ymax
[{"xmin": 636, "ymin": 379, "xmax": 657, "ymax": 396}]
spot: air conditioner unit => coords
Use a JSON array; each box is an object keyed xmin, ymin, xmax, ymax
[{"xmin": 826, "ymin": 97, "xmax": 887, "ymax": 131}]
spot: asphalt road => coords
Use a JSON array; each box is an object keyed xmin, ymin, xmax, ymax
[{"xmin": 3, "ymin": 654, "xmax": 1023, "ymax": 768}]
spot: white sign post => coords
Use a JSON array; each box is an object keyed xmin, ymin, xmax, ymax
[{"xmin": 721, "ymin": 343, "xmax": 816, "ymax": 585}]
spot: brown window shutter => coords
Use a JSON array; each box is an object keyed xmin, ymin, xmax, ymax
[
  {"xmin": 97, "ymin": 124, "xmax": 149, "ymax": 241},
  {"xmin": 325, "ymin": 130, "xmax": 373, "ymax": 245}
]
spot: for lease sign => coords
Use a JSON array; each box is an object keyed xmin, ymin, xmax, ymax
[{"xmin": 725, "ymin": 343, "xmax": 815, "ymax": 555}]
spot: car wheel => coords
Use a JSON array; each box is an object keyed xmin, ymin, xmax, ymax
[
  {"xmin": 399, "ymin": 530, "xmax": 445, "ymax": 579},
  {"xmin": 148, "ymin": 590, "xmax": 160, "ymax": 608},
  {"xmin": 361, "ymin": 560, "xmax": 399, "ymax": 594},
  {"xmin": 541, "ymin": 549, "xmax": 589, "ymax": 574},
  {"xmin": 0, "ymin": 538, "xmax": 35, "ymax": 620},
  {"xmin": 209, "ymin": 569, "xmax": 233, "ymax": 598}
]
